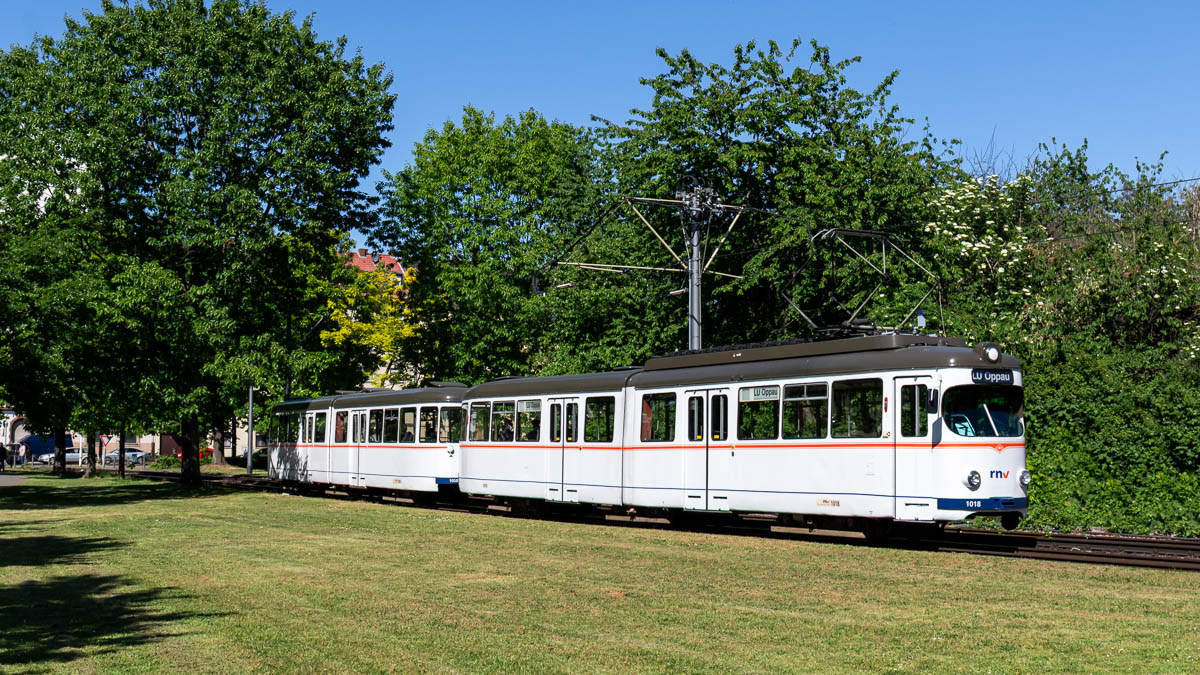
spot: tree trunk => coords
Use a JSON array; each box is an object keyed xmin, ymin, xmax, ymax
[
  {"xmin": 118, "ymin": 423, "xmax": 127, "ymax": 479},
  {"xmin": 180, "ymin": 417, "xmax": 202, "ymax": 487},
  {"xmin": 210, "ymin": 423, "xmax": 227, "ymax": 466},
  {"xmin": 53, "ymin": 427, "xmax": 67, "ymax": 475},
  {"xmin": 84, "ymin": 431, "xmax": 97, "ymax": 478},
  {"xmin": 230, "ymin": 417, "xmax": 237, "ymax": 466}
]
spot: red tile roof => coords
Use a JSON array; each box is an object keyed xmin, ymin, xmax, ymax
[{"xmin": 347, "ymin": 248, "xmax": 406, "ymax": 275}]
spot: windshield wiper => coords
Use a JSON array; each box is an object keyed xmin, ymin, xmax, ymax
[{"xmin": 982, "ymin": 403, "xmax": 999, "ymax": 436}]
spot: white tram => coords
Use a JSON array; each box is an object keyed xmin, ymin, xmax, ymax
[
  {"xmin": 269, "ymin": 334, "xmax": 1029, "ymax": 531},
  {"xmin": 268, "ymin": 386, "xmax": 465, "ymax": 493}
]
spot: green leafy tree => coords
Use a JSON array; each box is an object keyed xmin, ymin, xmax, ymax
[
  {"xmin": 374, "ymin": 107, "xmax": 604, "ymax": 383},
  {"xmin": 0, "ymin": 0, "xmax": 394, "ymax": 485},
  {"xmin": 922, "ymin": 142, "xmax": 1200, "ymax": 535},
  {"xmin": 594, "ymin": 39, "xmax": 958, "ymax": 348}
]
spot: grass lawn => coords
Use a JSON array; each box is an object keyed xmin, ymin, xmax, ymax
[{"xmin": 1, "ymin": 472, "xmax": 1198, "ymax": 673}]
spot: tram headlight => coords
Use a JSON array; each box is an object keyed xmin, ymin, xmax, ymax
[
  {"xmin": 1019, "ymin": 469, "xmax": 1032, "ymax": 488},
  {"xmin": 966, "ymin": 470, "xmax": 982, "ymax": 491},
  {"xmin": 985, "ymin": 346, "xmax": 1000, "ymax": 362}
]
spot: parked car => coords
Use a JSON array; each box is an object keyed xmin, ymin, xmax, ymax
[{"xmin": 104, "ymin": 449, "xmax": 149, "ymax": 465}]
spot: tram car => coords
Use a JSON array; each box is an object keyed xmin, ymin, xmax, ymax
[
  {"xmin": 268, "ymin": 385, "xmax": 465, "ymax": 493},
  {"xmin": 269, "ymin": 333, "xmax": 1029, "ymax": 531}
]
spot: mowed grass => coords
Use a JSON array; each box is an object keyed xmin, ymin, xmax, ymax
[{"xmin": 2, "ymin": 474, "xmax": 1198, "ymax": 673}]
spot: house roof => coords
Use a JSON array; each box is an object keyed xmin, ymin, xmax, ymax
[{"xmin": 347, "ymin": 248, "xmax": 405, "ymax": 276}]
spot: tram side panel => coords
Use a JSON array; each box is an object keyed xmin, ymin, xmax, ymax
[
  {"xmin": 268, "ymin": 409, "xmax": 306, "ymax": 482},
  {"xmin": 706, "ymin": 376, "xmax": 895, "ymax": 520},
  {"xmin": 460, "ymin": 398, "xmax": 546, "ymax": 500},
  {"xmin": 621, "ymin": 387, "xmax": 688, "ymax": 510}
]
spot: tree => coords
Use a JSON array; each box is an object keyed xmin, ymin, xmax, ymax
[
  {"xmin": 921, "ymin": 142, "xmax": 1200, "ymax": 535},
  {"xmin": 591, "ymin": 39, "xmax": 958, "ymax": 350},
  {"xmin": 320, "ymin": 264, "xmax": 419, "ymax": 388},
  {"xmin": 373, "ymin": 107, "xmax": 604, "ymax": 383},
  {"xmin": 0, "ymin": 0, "xmax": 395, "ymax": 485}
]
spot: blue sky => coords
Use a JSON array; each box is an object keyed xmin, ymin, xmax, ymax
[{"xmin": 6, "ymin": 1, "xmax": 1199, "ymax": 186}]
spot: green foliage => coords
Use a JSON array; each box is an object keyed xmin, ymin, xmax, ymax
[
  {"xmin": 923, "ymin": 143, "xmax": 1200, "ymax": 535},
  {"xmin": 0, "ymin": 0, "xmax": 395, "ymax": 484},
  {"xmin": 374, "ymin": 107, "xmax": 606, "ymax": 382}
]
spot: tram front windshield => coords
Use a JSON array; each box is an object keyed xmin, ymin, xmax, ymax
[{"xmin": 943, "ymin": 385, "xmax": 1023, "ymax": 437}]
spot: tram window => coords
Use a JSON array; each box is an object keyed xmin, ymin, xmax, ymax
[
  {"xmin": 711, "ymin": 395, "xmax": 728, "ymax": 441},
  {"xmin": 335, "ymin": 411, "xmax": 347, "ymax": 443},
  {"xmin": 831, "ymin": 379, "xmax": 883, "ymax": 438},
  {"xmin": 400, "ymin": 407, "xmax": 417, "ymax": 443},
  {"xmin": 420, "ymin": 407, "xmax": 438, "ymax": 443},
  {"xmin": 566, "ymin": 403, "xmax": 578, "ymax": 442},
  {"xmin": 585, "ymin": 397, "xmax": 615, "ymax": 443},
  {"xmin": 314, "ymin": 412, "xmax": 327, "ymax": 444},
  {"xmin": 354, "ymin": 412, "xmax": 366, "ymax": 444},
  {"xmin": 367, "ymin": 409, "xmax": 383, "ymax": 443},
  {"xmin": 640, "ymin": 393, "xmax": 676, "ymax": 442},
  {"xmin": 783, "ymin": 383, "xmax": 828, "ymax": 439},
  {"xmin": 469, "ymin": 403, "xmax": 490, "ymax": 442},
  {"xmin": 944, "ymin": 385, "xmax": 1023, "ymax": 438},
  {"xmin": 517, "ymin": 400, "xmax": 541, "ymax": 442},
  {"xmin": 688, "ymin": 397, "xmax": 704, "ymax": 441},
  {"xmin": 899, "ymin": 384, "xmax": 929, "ymax": 437},
  {"xmin": 438, "ymin": 407, "xmax": 463, "ymax": 443},
  {"xmin": 738, "ymin": 386, "xmax": 780, "ymax": 440},
  {"xmin": 550, "ymin": 403, "xmax": 562, "ymax": 442},
  {"xmin": 383, "ymin": 408, "xmax": 399, "ymax": 443},
  {"xmin": 492, "ymin": 402, "xmax": 515, "ymax": 442},
  {"xmin": 305, "ymin": 416, "xmax": 313, "ymax": 444},
  {"xmin": 287, "ymin": 414, "xmax": 300, "ymax": 443}
]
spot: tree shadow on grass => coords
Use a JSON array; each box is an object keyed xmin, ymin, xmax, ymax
[
  {"xmin": 0, "ymin": 535, "xmax": 127, "ymax": 567},
  {"xmin": 0, "ymin": 477, "xmax": 240, "ymax": 511},
  {"xmin": 0, "ymin": 573, "xmax": 217, "ymax": 669}
]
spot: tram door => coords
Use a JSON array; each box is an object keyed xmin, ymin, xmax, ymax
[
  {"xmin": 350, "ymin": 409, "xmax": 367, "ymax": 487},
  {"xmin": 894, "ymin": 376, "xmax": 936, "ymax": 520},
  {"xmin": 545, "ymin": 398, "xmax": 580, "ymax": 502},
  {"xmin": 683, "ymin": 388, "xmax": 731, "ymax": 511}
]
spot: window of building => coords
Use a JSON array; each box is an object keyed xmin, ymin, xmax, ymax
[
  {"xmin": 738, "ymin": 386, "xmax": 780, "ymax": 440},
  {"xmin": 831, "ymin": 379, "xmax": 883, "ymax": 438},
  {"xmin": 783, "ymin": 383, "xmax": 827, "ymax": 439},
  {"xmin": 640, "ymin": 393, "xmax": 676, "ymax": 442},
  {"xmin": 517, "ymin": 400, "xmax": 540, "ymax": 441},
  {"xmin": 585, "ymin": 397, "xmax": 615, "ymax": 443}
]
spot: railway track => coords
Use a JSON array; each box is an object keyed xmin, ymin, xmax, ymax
[{"xmin": 134, "ymin": 469, "xmax": 1200, "ymax": 572}]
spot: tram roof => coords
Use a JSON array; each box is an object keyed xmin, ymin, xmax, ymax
[
  {"xmin": 642, "ymin": 334, "xmax": 968, "ymax": 371},
  {"xmin": 272, "ymin": 386, "xmax": 466, "ymax": 412},
  {"xmin": 465, "ymin": 369, "xmax": 641, "ymax": 399}
]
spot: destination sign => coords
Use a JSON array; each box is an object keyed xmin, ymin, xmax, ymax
[{"xmin": 971, "ymin": 369, "xmax": 1014, "ymax": 385}]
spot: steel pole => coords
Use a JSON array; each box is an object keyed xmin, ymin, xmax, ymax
[
  {"xmin": 246, "ymin": 386, "xmax": 254, "ymax": 476},
  {"xmin": 688, "ymin": 218, "xmax": 702, "ymax": 351}
]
